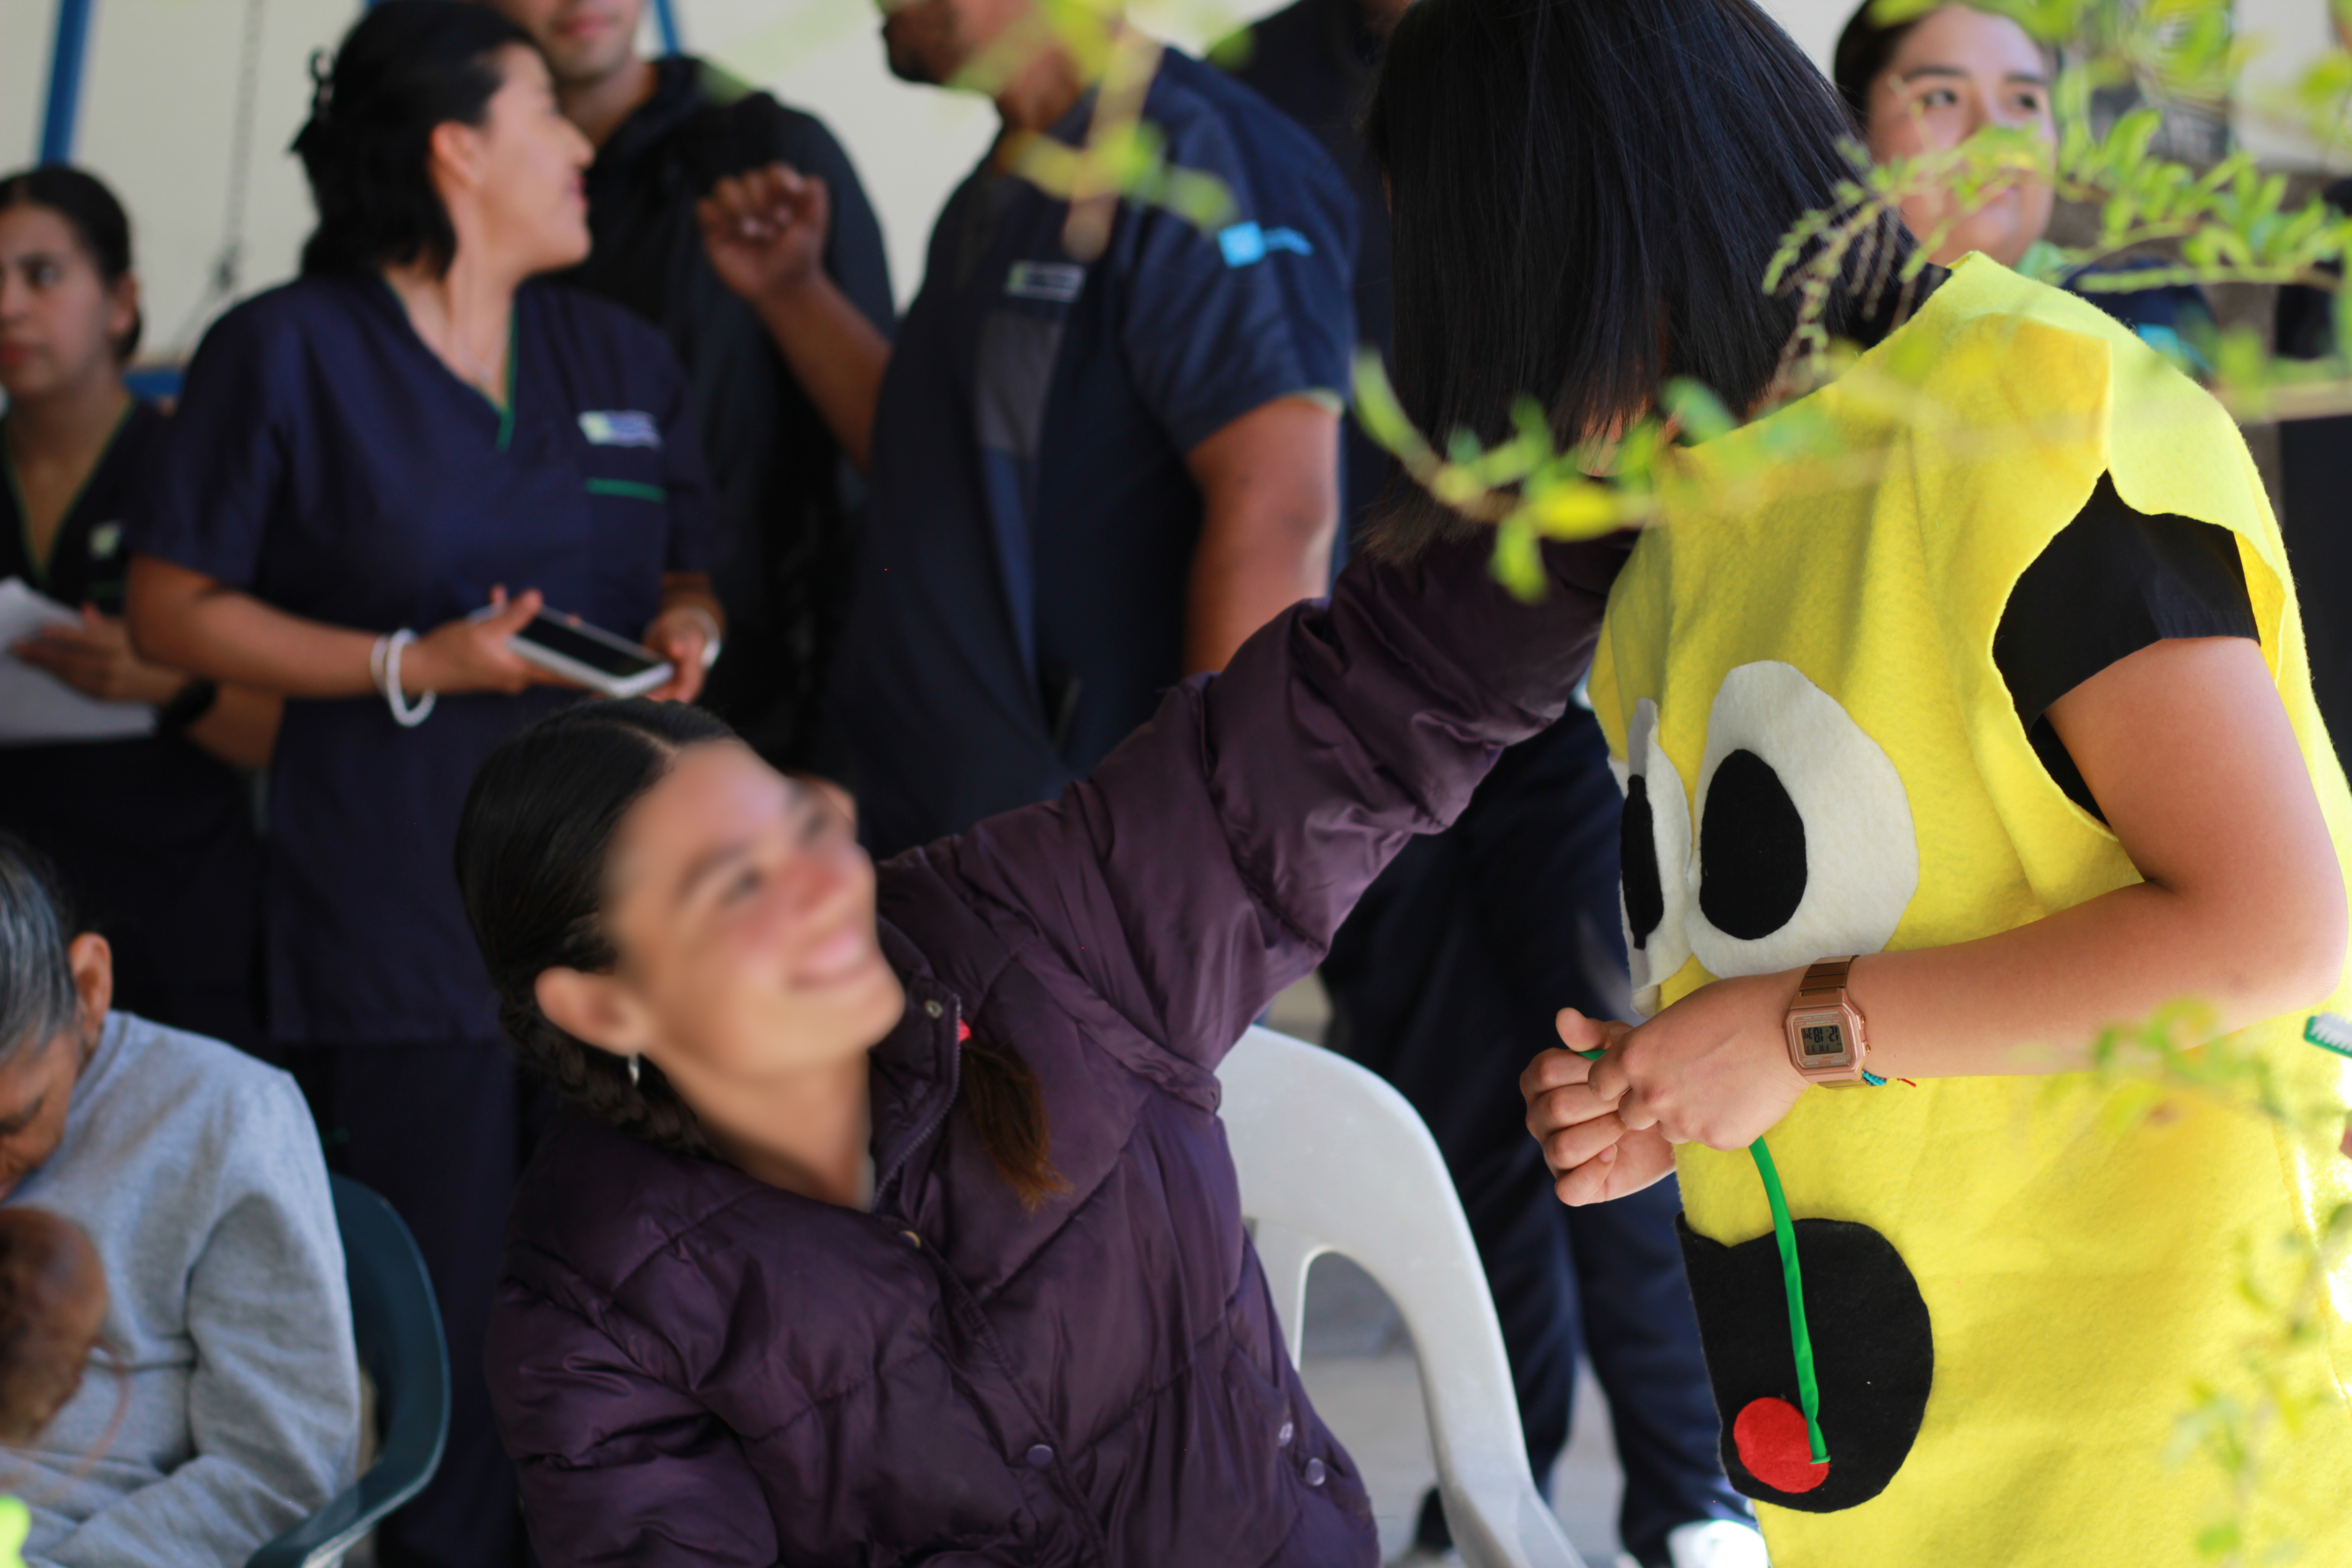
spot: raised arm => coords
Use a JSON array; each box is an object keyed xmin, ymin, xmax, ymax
[
  {"xmin": 920, "ymin": 529, "xmax": 1627, "ymax": 1072},
  {"xmin": 698, "ymin": 165, "xmax": 890, "ymax": 472}
]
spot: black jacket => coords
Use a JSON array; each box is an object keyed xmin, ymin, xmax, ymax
[{"xmin": 565, "ymin": 58, "xmax": 896, "ymax": 769}]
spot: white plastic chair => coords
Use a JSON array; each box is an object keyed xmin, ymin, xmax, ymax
[{"xmin": 1219, "ymin": 1025, "xmax": 1588, "ymax": 1568}]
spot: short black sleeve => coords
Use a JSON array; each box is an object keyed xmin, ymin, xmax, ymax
[{"xmin": 1992, "ymin": 473, "xmax": 2258, "ymax": 820}]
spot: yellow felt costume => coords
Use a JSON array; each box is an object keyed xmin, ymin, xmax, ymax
[{"xmin": 1590, "ymin": 256, "xmax": 2352, "ymax": 1566}]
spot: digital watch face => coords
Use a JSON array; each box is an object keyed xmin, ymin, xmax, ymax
[{"xmin": 1793, "ymin": 1011, "xmax": 1852, "ymax": 1066}]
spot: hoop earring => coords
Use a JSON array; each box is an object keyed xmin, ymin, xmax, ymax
[{"xmin": 627, "ymin": 1054, "xmax": 642, "ymax": 1089}]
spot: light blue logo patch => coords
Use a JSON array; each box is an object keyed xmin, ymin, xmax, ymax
[
  {"xmin": 88, "ymin": 522, "xmax": 122, "ymax": 559},
  {"xmin": 1006, "ymin": 261, "xmax": 1087, "ymax": 303},
  {"xmin": 578, "ymin": 410, "xmax": 662, "ymax": 449},
  {"xmin": 1217, "ymin": 222, "xmax": 1313, "ymax": 268}
]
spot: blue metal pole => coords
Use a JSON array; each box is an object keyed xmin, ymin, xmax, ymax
[
  {"xmin": 652, "ymin": 0, "xmax": 683, "ymax": 55},
  {"xmin": 38, "ymin": 0, "xmax": 99, "ymax": 165}
]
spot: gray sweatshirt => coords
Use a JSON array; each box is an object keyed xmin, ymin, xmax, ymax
[{"xmin": 5, "ymin": 1012, "xmax": 360, "ymax": 1566}]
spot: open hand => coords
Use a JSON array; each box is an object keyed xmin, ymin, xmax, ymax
[
  {"xmin": 11, "ymin": 604, "xmax": 189, "ymax": 706},
  {"xmin": 1521, "ymin": 1009, "xmax": 1676, "ymax": 1205},
  {"xmin": 697, "ymin": 163, "xmax": 831, "ymax": 306},
  {"xmin": 640, "ymin": 606, "xmax": 715, "ymax": 705},
  {"xmin": 1588, "ymin": 970, "xmax": 1810, "ymax": 1151},
  {"xmin": 404, "ymin": 588, "xmax": 550, "ymax": 696}
]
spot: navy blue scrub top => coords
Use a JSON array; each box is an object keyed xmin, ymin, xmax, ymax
[
  {"xmin": 832, "ymin": 47, "xmax": 1357, "ymax": 856},
  {"xmin": 131, "ymin": 274, "xmax": 718, "ymax": 1047},
  {"xmin": 0, "ymin": 399, "xmax": 264, "ymax": 1048}
]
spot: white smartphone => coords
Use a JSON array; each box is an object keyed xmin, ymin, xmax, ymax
[{"xmin": 506, "ymin": 611, "xmax": 674, "ymax": 699}]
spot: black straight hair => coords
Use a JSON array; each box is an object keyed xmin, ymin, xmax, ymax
[
  {"xmin": 291, "ymin": 0, "xmax": 537, "ymax": 278},
  {"xmin": 0, "ymin": 165, "xmax": 140, "ymax": 362},
  {"xmin": 1363, "ymin": 0, "xmax": 1914, "ymax": 552},
  {"xmin": 1832, "ymin": 0, "xmax": 1929, "ymax": 120},
  {"xmin": 456, "ymin": 701, "xmax": 1063, "ymax": 1206}
]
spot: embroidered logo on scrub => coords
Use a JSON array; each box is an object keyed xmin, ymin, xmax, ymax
[
  {"xmin": 1216, "ymin": 222, "xmax": 1313, "ymax": 268},
  {"xmin": 1678, "ymin": 1215, "xmax": 1933, "ymax": 1512},
  {"xmin": 1616, "ymin": 661, "xmax": 1919, "ymax": 1009},
  {"xmin": 578, "ymin": 411, "xmax": 662, "ymax": 449},
  {"xmin": 1005, "ymin": 262, "xmax": 1087, "ymax": 303}
]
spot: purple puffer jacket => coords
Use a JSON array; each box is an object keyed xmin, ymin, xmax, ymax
[{"xmin": 487, "ymin": 533, "xmax": 1624, "ymax": 1566}]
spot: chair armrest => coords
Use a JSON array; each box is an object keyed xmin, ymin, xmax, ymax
[{"xmin": 245, "ymin": 1459, "xmax": 438, "ymax": 1568}]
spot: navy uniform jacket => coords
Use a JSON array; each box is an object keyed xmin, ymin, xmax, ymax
[
  {"xmin": 564, "ymin": 56, "xmax": 895, "ymax": 770},
  {"xmin": 832, "ymin": 47, "xmax": 1357, "ymax": 856},
  {"xmin": 131, "ymin": 274, "xmax": 718, "ymax": 1047}
]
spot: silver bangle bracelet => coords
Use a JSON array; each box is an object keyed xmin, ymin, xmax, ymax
[{"xmin": 380, "ymin": 628, "xmax": 436, "ymax": 728}]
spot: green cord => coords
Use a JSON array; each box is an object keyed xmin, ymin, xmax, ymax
[
  {"xmin": 1748, "ymin": 1137, "xmax": 1829, "ymax": 1464},
  {"xmin": 1568, "ymin": 1048, "xmax": 1828, "ymax": 1466}
]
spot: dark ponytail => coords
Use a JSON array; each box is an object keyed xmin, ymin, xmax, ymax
[
  {"xmin": 0, "ymin": 165, "xmax": 141, "ymax": 361},
  {"xmin": 456, "ymin": 701, "xmax": 1062, "ymax": 1205},
  {"xmin": 291, "ymin": 0, "xmax": 535, "ymax": 278}
]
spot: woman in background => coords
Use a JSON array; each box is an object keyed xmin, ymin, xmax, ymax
[
  {"xmin": 1833, "ymin": 0, "xmax": 2212, "ymax": 358},
  {"xmin": 0, "ymin": 166, "xmax": 274, "ymax": 1050},
  {"xmin": 124, "ymin": 5, "xmax": 721, "ymax": 1562}
]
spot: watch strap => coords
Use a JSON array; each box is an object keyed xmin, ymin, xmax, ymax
[{"xmin": 1797, "ymin": 956, "xmax": 1856, "ymax": 998}]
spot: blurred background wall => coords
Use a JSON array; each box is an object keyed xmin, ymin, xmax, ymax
[{"xmin": 2, "ymin": 0, "xmax": 2343, "ymax": 367}]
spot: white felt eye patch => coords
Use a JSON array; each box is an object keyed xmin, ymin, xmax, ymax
[
  {"xmin": 1682, "ymin": 661, "xmax": 1918, "ymax": 980},
  {"xmin": 1613, "ymin": 697, "xmax": 1694, "ymax": 1017}
]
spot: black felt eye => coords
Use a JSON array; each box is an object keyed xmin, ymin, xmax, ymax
[
  {"xmin": 1678, "ymin": 1215, "xmax": 1933, "ymax": 1513},
  {"xmin": 1686, "ymin": 662, "xmax": 1918, "ymax": 978},
  {"xmin": 1612, "ymin": 698, "xmax": 1692, "ymax": 1011},
  {"xmin": 1696, "ymin": 750, "xmax": 1807, "ymax": 940},
  {"xmin": 1621, "ymin": 775, "xmax": 1666, "ymax": 949}
]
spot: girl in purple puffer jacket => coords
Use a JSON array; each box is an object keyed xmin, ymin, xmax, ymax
[{"xmin": 456, "ymin": 530, "xmax": 1621, "ymax": 1565}]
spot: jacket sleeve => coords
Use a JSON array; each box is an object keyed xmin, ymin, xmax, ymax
[
  {"xmin": 491, "ymin": 1288, "xmax": 780, "ymax": 1567},
  {"xmin": 36, "ymin": 1074, "xmax": 358, "ymax": 1568},
  {"xmin": 927, "ymin": 531, "xmax": 1627, "ymax": 1073}
]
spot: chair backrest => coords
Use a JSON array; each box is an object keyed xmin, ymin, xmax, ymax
[
  {"xmin": 1219, "ymin": 1026, "xmax": 1586, "ymax": 1568},
  {"xmin": 246, "ymin": 1176, "xmax": 450, "ymax": 1568}
]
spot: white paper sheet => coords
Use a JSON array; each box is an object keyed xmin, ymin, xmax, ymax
[{"xmin": 0, "ymin": 577, "xmax": 157, "ymax": 745}]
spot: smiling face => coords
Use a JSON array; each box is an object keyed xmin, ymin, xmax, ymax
[
  {"xmin": 1864, "ymin": 5, "xmax": 2055, "ymax": 267},
  {"xmin": 555, "ymin": 743, "xmax": 906, "ymax": 1099},
  {"xmin": 487, "ymin": 0, "xmax": 646, "ymax": 89},
  {"xmin": 436, "ymin": 44, "xmax": 593, "ymax": 276},
  {"xmin": 0, "ymin": 202, "xmax": 134, "ymax": 405}
]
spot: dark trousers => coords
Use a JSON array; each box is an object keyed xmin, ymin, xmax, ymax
[
  {"xmin": 281, "ymin": 1039, "xmax": 545, "ymax": 1568},
  {"xmin": 1323, "ymin": 708, "xmax": 1747, "ymax": 1568}
]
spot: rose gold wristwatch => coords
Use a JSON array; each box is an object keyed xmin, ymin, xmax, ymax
[{"xmin": 1783, "ymin": 956, "xmax": 1873, "ymax": 1087}]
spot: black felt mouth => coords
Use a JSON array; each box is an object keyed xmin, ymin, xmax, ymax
[{"xmin": 1678, "ymin": 1215, "xmax": 1934, "ymax": 1513}]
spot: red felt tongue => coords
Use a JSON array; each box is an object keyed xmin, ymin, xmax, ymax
[{"xmin": 1734, "ymin": 1397, "xmax": 1831, "ymax": 1493}]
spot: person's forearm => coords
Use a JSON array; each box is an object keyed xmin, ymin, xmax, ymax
[
  {"xmin": 747, "ymin": 276, "xmax": 888, "ymax": 471},
  {"xmin": 1183, "ymin": 510, "xmax": 1334, "ymax": 676},
  {"xmin": 183, "ymin": 687, "xmax": 282, "ymax": 771},
  {"xmin": 1823, "ymin": 870, "xmax": 2344, "ymax": 1079},
  {"xmin": 129, "ymin": 563, "xmax": 377, "ymax": 698}
]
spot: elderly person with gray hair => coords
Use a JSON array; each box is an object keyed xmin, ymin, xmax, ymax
[{"xmin": 0, "ymin": 832, "xmax": 358, "ymax": 1566}]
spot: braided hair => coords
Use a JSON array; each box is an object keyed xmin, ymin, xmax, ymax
[
  {"xmin": 457, "ymin": 701, "xmax": 726, "ymax": 1158},
  {"xmin": 290, "ymin": 0, "xmax": 535, "ymax": 278},
  {"xmin": 456, "ymin": 701, "xmax": 1063, "ymax": 1205}
]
